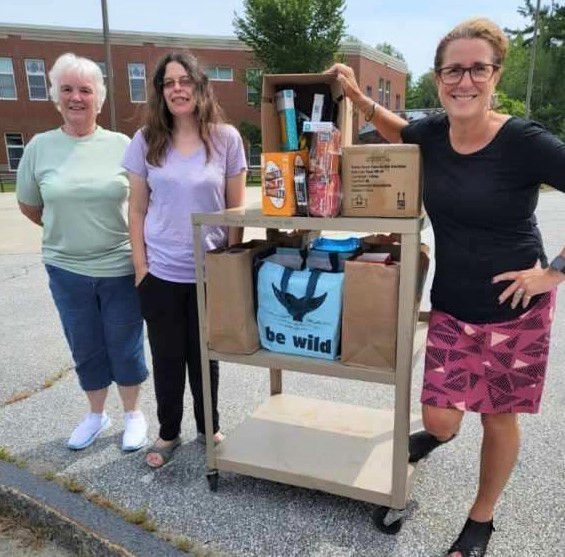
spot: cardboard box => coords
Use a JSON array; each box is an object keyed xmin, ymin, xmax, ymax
[
  {"xmin": 261, "ymin": 150, "xmax": 309, "ymax": 216},
  {"xmin": 261, "ymin": 73, "xmax": 353, "ymax": 152},
  {"xmin": 341, "ymin": 145, "xmax": 422, "ymax": 218}
]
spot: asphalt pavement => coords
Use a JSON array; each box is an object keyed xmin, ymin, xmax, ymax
[{"xmin": 0, "ymin": 188, "xmax": 564, "ymax": 556}]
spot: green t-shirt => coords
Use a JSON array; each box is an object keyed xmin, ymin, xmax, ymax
[{"xmin": 16, "ymin": 127, "xmax": 134, "ymax": 277}]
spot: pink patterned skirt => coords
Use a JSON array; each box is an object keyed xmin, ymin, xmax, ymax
[{"xmin": 422, "ymin": 291, "xmax": 556, "ymax": 414}]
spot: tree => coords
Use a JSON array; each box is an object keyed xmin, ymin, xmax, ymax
[
  {"xmin": 503, "ymin": 1, "xmax": 565, "ymax": 137},
  {"xmin": 375, "ymin": 42, "xmax": 406, "ymax": 62},
  {"xmin": 406, "ymin": 70, "xmax": 440, "ymax": 109},
  {"xmin": 233, "ymin": 0, "xmax": 346, "ymax": 73},
  {"xmin": 495, "ymin": 91, "xmax": 526, "ymax": 116}
]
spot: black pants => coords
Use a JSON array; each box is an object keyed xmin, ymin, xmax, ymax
[{"xmin": 138, "ymin": 273, "xmax": 219, "ymax": 441}]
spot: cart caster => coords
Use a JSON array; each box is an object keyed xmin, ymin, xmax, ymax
[
  {"xmin": 206, "ymin": 470, "xmax": 219, "ymax": 492},
  {"xmin": 372, "ymin": 506, "xmax": 405, "ymax": 535}
]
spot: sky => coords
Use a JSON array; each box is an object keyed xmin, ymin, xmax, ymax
[{"xmin": 0, "ymin": 0, "xmax": 530, "ymax": 79}]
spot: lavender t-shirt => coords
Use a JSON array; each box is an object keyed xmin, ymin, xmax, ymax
[{"xmin": 122, "ymin": 124, "xmax": 247, "ymax": 283}]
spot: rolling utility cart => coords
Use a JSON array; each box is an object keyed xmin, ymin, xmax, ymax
[{"xmin": 192, "ymin": 207, "xmax": 428, "ymax": 534}]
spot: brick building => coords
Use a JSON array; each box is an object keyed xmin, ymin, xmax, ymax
[{"xmin": 0, "ymin": 23, "xmax": 408, "ymax": 172}]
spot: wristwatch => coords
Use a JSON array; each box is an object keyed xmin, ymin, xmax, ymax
[{"xmin": 549, "ymin": 255, "xmax": 565, "ymax": 274}]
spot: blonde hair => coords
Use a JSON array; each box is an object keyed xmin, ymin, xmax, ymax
[{"xmin": 434, "ymin": 18, "xmax": 509, "ymax": 70}]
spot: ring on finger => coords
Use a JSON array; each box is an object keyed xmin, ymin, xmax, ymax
[{"xmin": 515, "ymin": 289, "xmax": 525, "ymax": 297}]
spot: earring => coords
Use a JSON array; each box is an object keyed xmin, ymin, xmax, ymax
[{"xmin": 489, "ymin": 93, "xmax": 498, "ymax": 110}]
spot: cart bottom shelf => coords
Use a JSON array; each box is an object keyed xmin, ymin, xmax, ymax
[{"xmin": 214, "ymin": 394, "xmax": 423, "ymax": 506}]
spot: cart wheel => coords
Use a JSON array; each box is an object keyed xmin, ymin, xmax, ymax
[
  {"xmin": 206, "ymin": 471, "xmax": 219, "ymax": 492},
  {"xmin": 372, "ymin": 506, "xmax": 405, "ymax": 535}
]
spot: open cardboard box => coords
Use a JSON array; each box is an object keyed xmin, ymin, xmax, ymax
[{"xmin": 261, "ymin": 73, "xmax": 353, "ymax": 151}]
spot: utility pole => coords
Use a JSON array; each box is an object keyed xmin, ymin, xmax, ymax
[
  {"xmin": 101, "ymin": 0, "xmax": 117, "ymax": 130},
  {"xmin": 525, "ymin": 0, "xmax": 542, "ymax": 119}
]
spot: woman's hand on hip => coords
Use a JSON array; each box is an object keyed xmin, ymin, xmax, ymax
[{"xmin": 492, "ymin": 261, "xmax": 563, "ymax": 309}]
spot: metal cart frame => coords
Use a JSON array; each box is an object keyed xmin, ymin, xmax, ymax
[{"xmin": 192, "ymin": 207, "xmax": 427, "ymax": 531}]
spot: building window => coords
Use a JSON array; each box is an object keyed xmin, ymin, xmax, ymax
[
  {"xmin": 378, "ymin": 78, "xmax": 384, "ymax": 105},
  {"xmin": 248, "ymin": 143, "xmax": 261, "ymax": 168},
  {"xmin": 384, "ymin": 80, "xmax": 391, "ymax": 109},
  {"xmin": 206, "ymin": 67, "xmax": 233, "ymax": 81},
  {"xmin": 5, "ymin": 133, "xmax": 24, "ymax": 170},
  {"xmin": 395, "ymin": 94, "xmax": 401, "ymax": 111},
  {"xmin": 0, "ymin": 58, "xmax": 17, "ymax": 100},
  {"xmin": 25, "ymin": 59, "xmax": 48, "ymax": 101},
  {"xmin": 97, "ymin": 62, "xmax": 107, "ymax": 77},
  {"xmin": 246, "ymin": 68, "xmax": 260, "ymax": 105},
  {"xmin": 128, "ymin": 63, "xmax": 146, "ymax": 103},
  {"xmin": 366, "ymin": 85, "xmax": 373, "ymax": 98}
]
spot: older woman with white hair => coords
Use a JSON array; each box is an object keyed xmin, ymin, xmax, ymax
[{"xmin": 16, "ymin": 53, "xmax": 148, "ymax": 452}]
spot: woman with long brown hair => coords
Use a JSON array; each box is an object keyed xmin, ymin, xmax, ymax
[{"xmin": 123, "ymin": 52, "xmax": 247, "ymax": 468}]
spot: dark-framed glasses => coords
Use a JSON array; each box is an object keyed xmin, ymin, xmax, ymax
[
  {"xmin": 161, "ymin": 76, "xmax": 192, "ymax": 90},
  {"xmin": 437, "ymin": 63, "xmax": 499, "ymax": 85}
]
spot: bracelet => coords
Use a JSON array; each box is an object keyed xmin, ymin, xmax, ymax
[{"xmin": 364, "ymin": 101, "xmax": 377, "ymax": 122}]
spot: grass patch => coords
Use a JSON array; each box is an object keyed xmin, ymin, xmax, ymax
[
  {"xmin": 0, "ymin": 446, "xmax": 26, "ymax": 468},
  {"xmin": 5, "ymin": 390, "xmax": 32, "ymax": 404},
  {"xmin": 42, "ymin": 367, "xmax": 70, "ymax": 389},
  {"xmin": 4, "ymin": 365, "xmax": 71, "ymax": 407},
  {"xmin": 0, "ymin": 513, "xmax": 47, "ymax": 550},
  {"xmin": 0, "ymin": 181, "xmax": 15, "ymax": 193},
  {"xmin": 59, "ymin": 476, "xmax": 85, "ymax": 493}
]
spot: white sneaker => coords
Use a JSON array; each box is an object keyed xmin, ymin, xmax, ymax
[
  {"xmin": 122, "ymin": 411, "xmax": 148, "ymax": 452},
  {"xmin": 68, "ymin": 412, "xmax": 111, "ymax": 450}
]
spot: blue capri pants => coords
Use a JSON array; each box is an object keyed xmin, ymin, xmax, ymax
[{"xmin": 46, "ymin": 264, "xmax": 148, "ymax": 391}]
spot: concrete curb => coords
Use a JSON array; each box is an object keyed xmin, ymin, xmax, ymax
[{"xmin": 0, "ymin": 461, "xmax": 190, "ymax": 557}]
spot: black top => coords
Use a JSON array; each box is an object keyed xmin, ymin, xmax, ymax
[{"xmin": 401, "ymin": 115, "xmax": 565, "ymax": 323}]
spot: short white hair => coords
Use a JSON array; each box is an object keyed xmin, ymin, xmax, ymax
[{"xmin": 48, "ymin": 53, "xmax": 107, "ymax": 113}]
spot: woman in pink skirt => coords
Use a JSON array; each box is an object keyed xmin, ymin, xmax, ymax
[{"xmin": 328, "ymin": 17, "xmax": 565, "ymax": 557}]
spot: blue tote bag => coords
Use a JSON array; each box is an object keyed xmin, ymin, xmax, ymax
[{"xmin": 257, "ymin": 260, "xmax": 344, "ymax": 360}]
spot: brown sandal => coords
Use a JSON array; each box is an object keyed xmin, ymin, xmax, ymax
[{"xmin": 145, "ymin": 436, "xmax": 181, "ymax": 468}]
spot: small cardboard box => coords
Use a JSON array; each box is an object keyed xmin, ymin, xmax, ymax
[
  {"xmin": 341, "ymin": 144, "xmax": 422, "ymax": 217},
  {"xmin": 261, "ymin": 150, "xmax": 309, "ymax": 216},
  {"xmin": 261, "ymin": 73, "xmax": 353, "ymax": 152}
]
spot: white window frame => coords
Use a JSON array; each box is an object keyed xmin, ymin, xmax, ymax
[
  {"xmin": 245, "ymin": 68, "xmax": 260, "ymax": 104},
  {"xmin": 4, "ymin": 133, "xmax": 24, "ymax": 171},
  {"xmin": 377, "ymin": 78, "xmax": 384, "ymax": 105},
  {"xmin": 25, "ymin": 58, "xmax": 48, "ymax": 101},
  {"xmin": 127, "ymin": 63, "xmax": 146, "ymax": 103},
  {"xmin": 0, "ymin": 57, "xmax": 17, "ymax": 100},
  {"xmin": 384, "ymin": 80, "xmax": 391, "ymax": 109},
  {"xmin": 207, "ymin": 67, "xmax": 233, "ymax": 81}
]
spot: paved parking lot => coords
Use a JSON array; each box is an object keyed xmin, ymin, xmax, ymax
[{"xmin": 0, "ymin": 189, "xmax": 564, "ymax": 556}]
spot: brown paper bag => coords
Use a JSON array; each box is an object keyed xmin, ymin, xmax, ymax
[
  {"xmin": 341, "ymin": 240, "xmax": 429, "ymax": 369},
  {"xmin": 206, "ymin": 240, "xmax": 269, "ymax": 354}
]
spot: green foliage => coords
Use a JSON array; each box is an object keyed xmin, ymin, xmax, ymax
[
  {"xmin": 495, "ymin": 91, "xmax": 526, "ymax": 116},
  {"xmin": 233, "ymin": 0, "xmax": 346, "ymax": 73},
  {"xmin": 406, "ymin": 70, "xmax": 440, "ymax": 109},
  {"xmin": 239, "ymin": 121, "xmax": 262, "ymax": 146},
  {"xmin": 375, "ymin": 42, "xmax": 406, "ymax": 61},
  {"xmin": 501, "ymin": 1, "xmax": 565, "ymax": 137}
]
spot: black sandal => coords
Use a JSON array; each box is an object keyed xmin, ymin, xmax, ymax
[
  {"xmin": 408, "ymin": 430, "xmax": 457, "ymax": 463},
  {"xmin": 447, "ymin": 518, "xmax": 495, "ymax": 557}
]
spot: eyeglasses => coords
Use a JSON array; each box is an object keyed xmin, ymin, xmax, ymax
[
  {"xmin": 161, "ymin": 76, "xmax": 192, "ymax": 90},
  {"xmin": 436, "ymin": 63, "xmax": 499, "ymax": 85}
]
